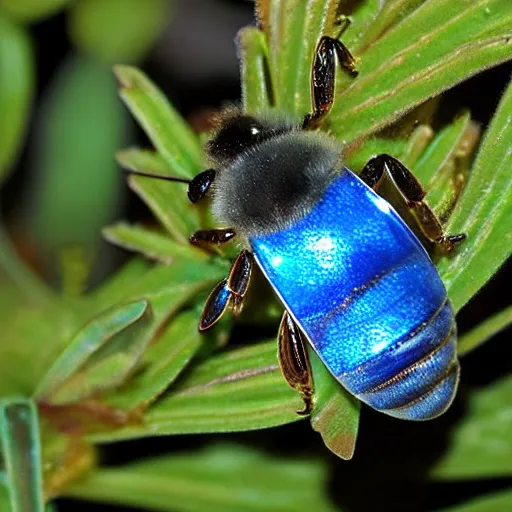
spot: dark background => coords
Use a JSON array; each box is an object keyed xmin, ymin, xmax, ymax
[{"xmin": 1, "ymin": 0, "xmax": 510, "ymax": 511}]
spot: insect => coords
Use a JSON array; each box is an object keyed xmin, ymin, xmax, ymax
[{"xmin": 128, "ymin": 29, "xmax": 465, "ymax": 421}]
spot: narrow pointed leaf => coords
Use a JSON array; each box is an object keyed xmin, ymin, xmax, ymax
[
  {"xmin": 116, "ymin": 147, "xmax": 170, "ymax": 174},
  {"xmin": 116, "ymin": 148, "xmax": 202, "ymax": 240},
  {"xmin": 344, "ymin": 136, "xmax": 408, "ymax": 173},
  {"xmin": 340, "ymin": 0, "xmax": 385, "ymax": 52},
  {"xmin": 263, "ymin": 0, "xmax": 340, "ymax": 116},
  {"xmin": 438, "ymin": 79, "xmax": 512, "ymax": 312},
  {"xmin": 91, "ymin": 257, "xmax": 227, "ymax": 317},
  {"xmin": 458, "ymin": 305, "xmax": 512, "ymax": 356},
  {"xmin": 437, "ymin": 490, "xmax": 512, "ymax": 512},
  {"xmin": 431, "ymin": 376, "xmax": 512, "ymax": 479},
  {"xmin": 114, "ymin": 65, "xmax": 203, "ymax": 177},
  {"xmin": 104, "ymin": 311, "xmax": 204, "ymax": 411},
  {"xmin": 103, "ymin": 222, "xmax": 209, "ymax": 264},
  {"xmin": 128, "ymin": 174, "xmax": 198, "ymax": 244},
  {"xmin": 329, "ymin": 0, "xmax": 512, "ymax": 143},
  {"xmin": 351, "ymin": 0, "xmax": 428, "ymax": 53},
  {"xmin": 47, "ymin": 264, "xmax": 222, "ymax": 406},
  {"xmin": 414, "ymin": 111, "xmax": 472, "ymax": 186},
  {"xmin": 34, "ymin": 299, "xmax": 149, "ymax": 402},
  {"xmin": 411, "ymin": 112, "xmax": 479, "ymax": 217},
  {"xmin": 88, "ymin": 341, "xmax": 302, "ymax": 443},
  {"xmin": 0, "ymin": 15, "xmax": 33, "ymax": 184},
  {"xmin": 399, "ymin": 125, "xmax": 435, "ymax": 168},
  {"xmin": 87, "ymin": 257, "xmax": 150, "ymax": 312},
  {"xmin": 64, "ymin": 444, "xmax": 336, "ymax": 512},
  {"xmin": 309, "ymin": 350, "xmax": 360, "ymax": 460},
  {"xmin": 0, "ymin": 398, "xmax": 44, "ymax": 512},
  {"xmin": 238, "ymin": 26, "xmax": 272, "ymax": 113}
]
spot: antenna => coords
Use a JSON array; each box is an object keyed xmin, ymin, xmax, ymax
[{"xmin": 124, "ymin": 169, "xmax": 191, "ymax": 184}]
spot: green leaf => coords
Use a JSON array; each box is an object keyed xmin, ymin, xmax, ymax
[
  {"xmin": 114, "ymin": 66, "xmax": 203, "ymax": 178},
  {"xmin": 0, "ymin": 14, "xmax": 33, "ymax": 184},
  {"xmin": 458, "ymin": 305, "xmax": 512, "ymax": 356},
  {"xmin": 339, "ymin": 0, "xmax": 384, "ymax": 52},
  {"xmin": 399, "ymin": 124, "xmax": 435, "ymax": 168},
  {"xmin": 128, "ymin": 169, "xmax": 199, "ymax": 244},
  {"xmin": 0, "ymin": 298, "xmax": 78, "ymax": 396},
  {"xmin": 438, "ymin": 79, "xmax": 512, "ymax": 312},
  {"xmin": 309, "ymin": 350, "xmax": 360, "ymax": 460},
  {"xmin": 104, "ymin": 310, "xmax": 204, "ymax": 411},
  {"xmin": 349, "ymin": 0, "xmax": 428, "ymax": 53},
  {"xmin": 238, "ymin": 27, "xmax": 272, "ymax": 113},
  {"xmin": 417, "ymin": 112, "xmax": 479, "ymax": 216},
  {"xmin": 69, "ymin": 0, "xmax": 170, "ymax": 63},
  {"xmin": 88, "ymin": 341, "xmax": 302, "ymax": 443},
  {"xmin": 34, "ymin": 299, "xmax": 150, "ymax": 403},
  {"xmin": 344, "ymin": 136, "xmax": 408, "ymax": 173},
  {"xmin": 116, "ymin": 147, "xmax": 170, "ymax": 175},
  {"xmin": 0, "ymin": 223, "xmax": 55, "ymax": 306},
  {"xmin": 86, "ymin": 257, "xmax": 150, "ymax": 313},
  {"xmin": 116, "ymin": 145, "xmax": 201, "ymax": 242},
  {"xmin": 437, "ymin": 490, "xmax": 512, "ymax": 512},
  {"xmin": 328, "ymin": 0, "xmax": 512, "ymax": 143},
  {"xmin": 89, "ymin": 256, "xmax": 227, "ymax": 316},
  {"xmin": 63, "ymin": 443, "xmax": 336, "ymax": 512},
  {"xmin": 30, "ymin": 54, "xmax": 127, "ymax": 253},
  {"xmin": 0, "ymin": 0, "xmax": 71, "ymax": 23},
  {"xmin": 431, "ymin": 376, "xmax": 512, "ymax": 479},
  {"xmin": 0, "ymin": 479, "xmax": 11, "ymax": 512},
  {"xmin": 103, "ymin": 222, "xmax": 209, "ymax": 264},
  {"xmin": 262, "ymin": 0, "xmax": 340, "ymax": 116},
  {"xmin": 0, "ymin": 398, "xmax": 44, "ymax": 512},
  {"xmin": 414, "ymin": 111, "xmax": 472, "ymax": 186}
]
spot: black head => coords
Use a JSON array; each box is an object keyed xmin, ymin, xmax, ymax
[{"xmin": 206, "ymin": 112, "xmax": 295, "ymax": 166}]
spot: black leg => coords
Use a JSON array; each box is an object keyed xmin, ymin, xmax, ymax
[
  {"xmin": 199, "ymin": 278, "xmax": 231, "ymax": 331},
  {"xmin": 199, "ymin": 250, "xmax": 253, "ymax": 331},
  {"xmin": 187, "ymin": 169, "xmax": 216, "ymax": 203},
  {"xmin": 302, "ymin": 35, "xmax": 358, "ymax": 130},
  {"xmin": 189, "ymin": 228, "xmax": 236, "ymax": 248},
  {"xmin": 360, "ymin": 154, "xmax": 466, "ymax": 253},
  {"xmin": 227, "ymin": 250, "xmax": 253, "ymax": 315},
  {"xmin": 277, "ymin": 311, "xmax": 314, "ymax": 416}
]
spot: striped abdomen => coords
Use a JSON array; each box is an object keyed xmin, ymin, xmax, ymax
[
  {"xmin": 341, "ymin": 300, "xmax": 460, "ymax": 420},
  {"xmin": 251, "ymin": 169, "xmax": 460, "ymax": 420}
]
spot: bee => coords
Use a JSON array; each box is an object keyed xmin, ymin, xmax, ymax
[{"xmin": 128, "ymin": 32, "xmax": 465, "ymax": 420}]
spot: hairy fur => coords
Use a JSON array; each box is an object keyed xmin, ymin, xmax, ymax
[{"xmin": 211, "ymin": 129, "xmax": 342, "ymax": 236}]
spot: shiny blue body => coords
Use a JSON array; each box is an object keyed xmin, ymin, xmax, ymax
[{"xmin": 251, "ymin": 168, "xmax": 459, "ymax": 420}]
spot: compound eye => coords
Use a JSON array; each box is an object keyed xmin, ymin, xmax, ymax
[{"xmin": 207, "ymin": 115, "xmax": 265, "ymax": 162}]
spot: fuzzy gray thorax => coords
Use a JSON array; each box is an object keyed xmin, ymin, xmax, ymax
[{"xmin": 211, "ymin": 130, "xmax": 342, "ymax": 237}]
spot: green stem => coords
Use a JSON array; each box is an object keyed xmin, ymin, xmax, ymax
[
  {"xmin": 458, "ymin": 305, "xmax": 512, "ymax": 356},
  {"xmin": 0, "ymin": 219, "xmax": 53, "ymax": 305}
]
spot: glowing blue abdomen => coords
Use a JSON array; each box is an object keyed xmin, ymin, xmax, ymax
[{"xmin": 250, "ymin": 168, "xmax": 459, "ymax": 420}]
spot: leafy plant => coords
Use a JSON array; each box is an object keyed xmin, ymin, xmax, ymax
[{"xmin": 0, "ymin": 0, "xmax": 510, "ymax": 511}]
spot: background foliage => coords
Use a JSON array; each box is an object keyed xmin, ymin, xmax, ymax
[{"xmin": 0, "ymin": 0, "xmax": 510, "ymax": 511}]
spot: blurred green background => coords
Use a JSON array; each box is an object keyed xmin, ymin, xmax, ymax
[{"xmin": 0, "ymin": 1, "xmax": 510, "ymax": 511}]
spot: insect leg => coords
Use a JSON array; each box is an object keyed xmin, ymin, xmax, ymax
[
  {"xmin": 187, "ymin": 169, "xmax": 216, "ymax": 203},
  {"xmin": 278, "ymin": 311, "xmax": 314, "ymax": 416},
  {"xmin": 189, "ymin": 228, "xmax": 236, "ymax": 248},
  {"xmin": 227, "ymin": 250, "xmax": 253, "ymax": 315},
  {"xmin": 199, "ymin": 278, "xmax": 232, "ymax": 331},
  {"xmin": 360, "ymin": 154, "xmax": 466, "ymax": 253},
  {"xmin": 302, "ymin": 35, "xmax": 358, "ymax": 130},
  {"xmin": 199, "ymin": 250, "xmax": 253, "ymax": 331}
]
